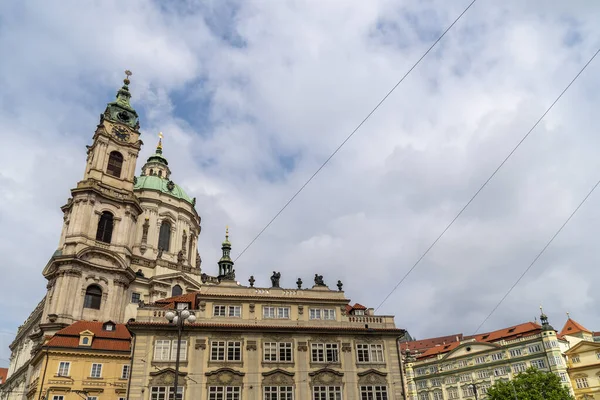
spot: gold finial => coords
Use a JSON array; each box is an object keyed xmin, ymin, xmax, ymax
[
  {"xmin": 157, "ymin": 132, "xmax": 163, "ymax": 151},
  {"xmin": 124, "ymin": 69, "xmax": 132, "ymax": 85},
  {"xmin": 226, "ymin": 225, "xmax": 229, "ymax": 237},
  {"xmin": 566, "ymin": 311, "xmax": 570, "ymax": 319}
]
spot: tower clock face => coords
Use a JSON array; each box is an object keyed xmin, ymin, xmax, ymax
[{"xmin": 112, "ymin": 126, "xmax": 130, "ymax": 142}]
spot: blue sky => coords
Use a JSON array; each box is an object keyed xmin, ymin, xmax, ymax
[{"xmin": 2, "ymin": 0, "xmax": 600, "ymax": 367}]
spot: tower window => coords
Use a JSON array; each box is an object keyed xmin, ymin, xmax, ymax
[
  {"xmin": 107, "ymin": 151, "xmax": 124, "ymax": 178},
  {"xmin": 96, "ymin": 212, "xmax": 114, "ymax": 243},
  {"xmin": 158, "ymin": 221, "xmax": 171, "ymax": 252},
  {"xmin": 172, "ymin": 285, "xmax": 183, "ymax": 297},
  {"xmin": 84, "ymin": 285, "xmax": 102, "ymax": 309}
]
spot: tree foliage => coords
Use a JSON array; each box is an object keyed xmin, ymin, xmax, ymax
[{"xmin": 486, "ymin": 368, "xmax": 574, "ymax": 400}]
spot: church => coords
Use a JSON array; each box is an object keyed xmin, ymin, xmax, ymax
[{"xmin": 1, "ymin": 73, "xmax": 409, "ymax": 400}]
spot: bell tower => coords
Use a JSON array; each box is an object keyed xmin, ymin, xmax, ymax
[{"xmin": 41, "ymin": 71, "xmax": 144, "ymax": 333}]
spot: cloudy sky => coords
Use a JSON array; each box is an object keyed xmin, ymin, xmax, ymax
[{"xmin": 2, "ymin": 0, "xmax": 600, "ymax": 366}]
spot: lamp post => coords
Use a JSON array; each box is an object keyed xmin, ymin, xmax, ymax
[
  {"xmin": 165, "ymin": 309, "xmax": 196, "ymax": 400},
  {"xmin": 469, "ymin": 383, "xmax": 479, "ymax": 400}
]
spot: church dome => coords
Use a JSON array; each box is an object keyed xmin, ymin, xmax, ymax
[{"xmin": 134, "ymin": 175, "xmax": 194, "ymax": 205}]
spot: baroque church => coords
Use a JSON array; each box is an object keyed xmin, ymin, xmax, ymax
[{"xmin": 3, "ymin": 73, "xmax": 205, "ymax": 392}]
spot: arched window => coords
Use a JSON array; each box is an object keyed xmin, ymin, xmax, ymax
[
  {"xmin": 106, "ymin": 151, "xmax": 123, "ymax": 178},
  {"xmin": 84, "ymin": 285, "xmax": 102, "ymax": 309},
  {"xmin": 82, "ymin": 337, "xmax": 89, "ymax": 345},
  {"xmin": 96, "ymin": 212, "xmax": 114, "ymax": 243},
  {"xmin": 158, "ymin": 170, "xmax": 162, "ymax": 177},
  {"xmin": 172, "ymin": 285, "xmax": 183, "ymax": 297},
  {"xmin": 158, "ymin": 221, "xmax": 171, "ymax": 252}
]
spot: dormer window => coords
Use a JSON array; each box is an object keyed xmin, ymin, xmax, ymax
[
  {"xmin": 354, "ymin": 310, "xmax": 365, "ymax": 316},
  {"xmin": 103, "ymin": 322, "xmax": 115, "ymax": 331},
  {"xmin": 82, "ymin": 337, "xmax": 89, "ymax": 345}
]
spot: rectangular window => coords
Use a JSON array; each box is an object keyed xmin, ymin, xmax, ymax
[
  {"xmin": 509, "ymin": 348, "xmax": 522, "ymax": 357},
  {"xmin": 208, "ymin": 386, "xmax": 241, "ymax": 400},
  {"xmin": 171, "ymin": 340, "xmax": 187, "ymax": 361},
  {"xmin": 121, "ymin": 365, "xmax": 130, "ymax": 379},
  {"xmin": 530, "ymin": 359, "xmax": 546, "ymax": 369},
  {"xmin": 277, "ymin": 307, "xmax": 290, "ymax": 319},
  {"xmin": 264, "ymin": 386, "xmax": 293, "ymax": 400},
  {"xmin": 432, "ymin": 392, "xmax": 443, "ymax": 400},
  {"xmin": 57, "ymin": 361, "xmax": 70, "ymax": 377},
  {"xmin": 154, "ymin": 340, "xmax": 171, "ymax": 361},
  {"xmin": 263, "ymin": 306, "xmax": 290, "ymax": 319},
  {"xmin": 417, "ymin": 381, "xmax": 428, "ymax": 389},
  {"xmin": 213, "ymin": 305, "xmax": 226, "ymax": 317},
  {"xmin": 446, "ymin": 389, "xmax": 459, "ymax": 399},
  {"xmin": 360, "ymin": 385, "xmax": 388, "ymax": 400},
  {"xmin": 544, "ymin": 340, "xmax": 558, "ymax": 349},
  {"xmin": 263, "ymin": 342, "xmax": 293, "ymax": 362},
  {"xmin": 90, "ymin": 363, "xmax": 102, "ymax": 378},
  {"xmin": 131, "ymin": 292, "xmax": 141, "ymax": 303},
  {"xmin": 429, "ymin": 365, "xmax": 438, "ymax": 374},
  {"xmin": 475, "ymin": 356, "xmax": 486, "ymax": 364},
  {"xmin": 211, "ymin": 341, "xmax": 226, "ymax": 361},
  {"xmin": 491, "ymin": 352, "xmax": 504, "ymax": 361},
  {"xmin": 459, "ymin": 374, "xmax": 471, "ymax": 382},
  {"xmin": 462, "ymin": 386, "xmax": 475, "ymax": 397},
  {"xmin": 311, "ymin": 343, "xmax": 339, "ymax": 363},
  {"xmin": 558, "ymin": 372, "xmax": 568, "ymax": 383},
  {"xmin": 52, "ymin": 397, "xmax": 64, "ymax": 400},
  {"xmin": 151, "ymin": 386, "xmax": 184, "ymax": 400},
  {"xmin": 323, "ymin": 309, "xmax": 336, "ymax": 320},
  {"xmin": 356, "ymin": 344, "xmax": 384, "ymax": 363},
  {"xmin": 176, "ymin": 303, "xmax": 189, "ymax": 310},
  {"xmin": 457, "ymin": 360, "xmax": 468, "ymax": 368},
  {"xmin": 419, "ymin": 393, "xmax": 430, "ymax": 400},
  {"xmin": 571, "ymin": 355, "xmax": 580, "ymax": 363},
  {"xmin": 494, "ymin": 367, "xmax": 507, "ymax": 376},
  {"xmin": 528, "ymin": 344, "xmax": 542, "ymax": 353},
  {"xmin": 264, "ymin": 306, "xmax": 276, "ymax": 318},
  {"xmin": 512, "ymin": 362, "xmax": 527, "ymax": 373},
  {"xmin": 309, "ymin": 308, "xmax": 322, "ymax": 320},
  {"xmin": 550, "ymin": 355, "xmax": 563, "ymax": 366},
  {"xmin": 431, "ymin": 378, "xmax": 442, "ymax": 387},
  {"xmin": 476, "ymin": 370, "xmax": 488, "ymax": 379},
  {"xmin": 228, "ymin": 306, "xmax": 241, "ymax": 318},
  {"xmin": 210, "ymin": 341, "xmax": 241, "ymax": 361},
  {"xmin": 313, "ymin": 386, "xmax": 341, "ymax": 400},
  {"xmin": 575, "ymin": 378, "xmax": 589, "ymax": 389},
  {"xmin": 445, "ymin": 376, "xmax": 457, "ymax": 384}
]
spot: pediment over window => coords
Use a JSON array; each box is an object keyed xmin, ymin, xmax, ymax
[
  {"xmin": 205, "ymin": 368, "xmax": 244, "ymax": 386},
  {"xmin": 357, "ymin": 369, "xmax": 388, "ymax": 385},
  {"xmin": 78, "ymin": 248, "xmax": 127, "ymax": 270},
  {"xmin": 149, "ymin": 368, "xmax": 188, "ymax": 386},
  {"xmin": 443, "ymin": 342, "xmax": 499, "ymax": 359},
  {"xmin": 262, "ymin": 369, "xmax": 295, "ymax": 386},
  {"xmin": 309, "ymin": 368, "xmax": 343, "ymax": 386}
]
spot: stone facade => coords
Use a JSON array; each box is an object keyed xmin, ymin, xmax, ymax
[{"xmin": 128, "ymin": 281, "xmax": 409, "ymax": 400}]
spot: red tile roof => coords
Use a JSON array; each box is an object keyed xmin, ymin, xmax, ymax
[
  {"xmin": 0, "ymin": 368, "xmax": 8, "ymax": 385},
  {"xmin": 353, "ymin": 303, "xmax": 367, "ymax": 310},
  {"xmin": 154, "ymin": 292, "xmax": 199, "ymax": 309},
  {"xmin": 45, "ymin": 321, "xmax": 131, "ymax": 352},
  {"xmin": 403, "ymin": 334, "xmax": 463, "ymax": 352},
  {"xmin": 559, "ymin": 318, "xmax": 592, "ymax": 337},
  {"xmin": 413, "ymin": 322, "xmax": 542, "ymax": 360}
]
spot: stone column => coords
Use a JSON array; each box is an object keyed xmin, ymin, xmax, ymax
[
  {"xmin": 297, "ymin": 339, "xmax": 310, "ymax": 399},
  {"xmin": 246, "ymin": 337, "xmax": 259, "ymax": 400}
]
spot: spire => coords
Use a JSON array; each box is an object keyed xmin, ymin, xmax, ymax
[
  {"xmin": 539, "ymin": 305, "xmax": 554, "ymax": 331},
  {"xmin": 218, "ymin": 226, "xmax": 235, "ymax": 281},
  {"xmin": 103, "ymin": 70, "xmax": 139, "ymax": 129},
  {"xmin": 156, "ymin": 132, "xmax": 164, "ymax": 154}
]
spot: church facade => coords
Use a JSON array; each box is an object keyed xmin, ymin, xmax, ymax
[{"xmin": 1, "ymin": 74, "xmax": 204, "ymax": 399}]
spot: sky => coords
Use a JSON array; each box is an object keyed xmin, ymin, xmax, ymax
[{"xmin": 1, "ymin": 0, "xmax": 600, "ymax": 367}]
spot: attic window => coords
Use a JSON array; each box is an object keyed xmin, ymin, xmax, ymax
[
  {"xmin": 508, "ymin": 328, "xmax": 515, "ymax": 333},
  {"xmin": 82, "ymin": 337, "xmax": 90, "ymax": 345},
  {"xmin": 482, "ymin": 335, "xmax": 489, "ymax": 339},
  {"xmin": 103, "ymin": 322, "xmax": 115, "ymax": 331}
]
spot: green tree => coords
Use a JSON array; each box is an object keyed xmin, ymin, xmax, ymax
[{"xmin": 486, "ymin": 367, "xmax": 574, "ymax": 400}]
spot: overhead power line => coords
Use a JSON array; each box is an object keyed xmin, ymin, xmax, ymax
[
  {"xmin": 374, "ymin": 45, "xmax": 600, "ymax": 312},
  {"xmin": 234, "ymin": 0, "xmax": 480, "ymax": 262},
  {"xmin": 473, "ymin": 176, "xmax": 600, "ymax": 334}
]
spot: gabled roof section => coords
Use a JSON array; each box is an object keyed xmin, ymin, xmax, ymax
[
  {"xmin": 45, "ymin": 321, "xmax": 131, "ymax": 352},
  {"xmin": 404, "ymin": 334, "xmax": 463, "ymax": 353},
  {"xmin": 155, "ymin": 292, "xmax": 199, "ymax": 309},
  {"xmin": 559, "ymin": 318, "xmax": 592, "ymax": 337},
  {"xmin": 564, "ymin": 340, "xmax": 600, "ymax": 355}
]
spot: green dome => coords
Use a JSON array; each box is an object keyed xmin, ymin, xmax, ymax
[{"xmin": 134, "ymin": 175, "xmax": 194, "ymax": 205}]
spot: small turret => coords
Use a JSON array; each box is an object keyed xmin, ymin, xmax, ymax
[
  {"xmin": 103, "ymin": 70, "xmax": 140, "ymax": 129},
  {"xmin": 540, "ymin": 306, "xmax": 554, "ymax": 331},
  {"xmin": 218, "ymin": 227, "xmax": 235, "ymax": 281}
]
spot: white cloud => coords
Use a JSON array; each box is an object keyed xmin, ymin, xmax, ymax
[{"xmin": 2, "ymin": 0, "xmax": 600, "ymax": 365}]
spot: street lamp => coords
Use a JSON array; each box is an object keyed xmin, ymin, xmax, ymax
[
  {"xmin": 469, "ymin": 383, "xmax": 479, "ymax": 400},
  {"xmin": 165, "ymin": 309, "xmax": 196, "ymax": 400}
]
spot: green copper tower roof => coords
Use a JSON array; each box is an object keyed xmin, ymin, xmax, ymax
[{"xmin": 103, "ymin": 70, "xmax": 140, "ymax": 129}]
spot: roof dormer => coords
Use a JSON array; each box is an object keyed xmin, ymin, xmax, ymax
[
  {"xmin": 103, "ymin": 321, "xmax": 116, "ymax": 332},
  {"xmin": 79, "ymin": 330, "xmax": 95, "ymax": 347}
]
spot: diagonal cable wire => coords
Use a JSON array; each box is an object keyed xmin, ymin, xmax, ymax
[
  {"xmin": 234, "ymin": 0, "xmax": 479, "ymax": 262},
  {"xmin": 473, "ymin": 176, "xmax": 600, "ymax": 334},
  {"xmin": 375, "ymin": 45, "xmax": 600, "ymax": 311}
]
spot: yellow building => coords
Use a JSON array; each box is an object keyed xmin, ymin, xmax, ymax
[
  {"xmin": 564, "ymin": 338, "xmax": 600, "ymax": 399},
  {"xmin": 25, "ymin": 321, "xmax": 131, "ymax": 400}
]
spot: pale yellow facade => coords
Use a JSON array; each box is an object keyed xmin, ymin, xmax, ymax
[{"xmin": 565, "ymin": 341, "xmax": 600, "ymax": 400}]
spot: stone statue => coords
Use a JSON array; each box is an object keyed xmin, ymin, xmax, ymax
[
  {"xmin": 271, "ymin": 271, "xmax": 281, "ymax": 288},
  {"xmin": 249, "ymin": 276, "xmax": 255, "ymax": 288},
  {"xmin": 136, "ymin": 269, "xmax": 145, "ymax": 278},
  {"xmin": 196, "ymin": 251, "xmax": 202, "ymax": 269},
  {"xmin": 296, "ymin": 278, "xmax": 303, "ymax": 289},
  {"xmin": 157, "ymin": 248, "xmax": 163, "ymax": 259},
  {"xmin": 337, "ymin": 280, "xmax": 343, "ymax": 291},
  {"xmin": 177, "ymin": 250, "xmax": 185, "ymax": 264},
  {"xmin": 314, "ymin": 274, "xmax": 325, "ymax": 286},
  {"xmin": 182, "ymin": 230, "xmax": 188, "ymax": 252}
]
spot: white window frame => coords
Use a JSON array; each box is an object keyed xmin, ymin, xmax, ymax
[
  {"xmin": 57, "ymin": 361, "xmax": 70, "ymax": 377},
  {"xmin": 509, "ymin": 348, "xmax": 522, "ymax": 357},
  {"xmin": 311, "ymin": 343, "xmax": 339, "ymax": 363},
  {"xmin": 447, "ymin": 388, "xmax": 459, "ymax": 399},
  {"xmin": 575, "ymin": 377, "xmax": 589, "ymax": 389},
  {"xmin": 121, "ymin": 364, "xmax": 130, "ymax": 379},
  {"xmin": 356, "ymin": 343, "xmax": 385, "ymax": 363},
  {"xmin": 263, "ymin": 386, "xmax": 293, "ymax": 400},
  {"xmin": 475, "ymin": 355, "xmax": 486, "ymax": 364},
  {"xmin": 150, "ymin": 386, "xmax": 184, "ymax": 400},
  {"xmin": 153, "ymin": 340, "xmax": 187, "ymax": 361},
  {"xmin": 312, "ymin": 386, "xmax": 341, "ymax": 400},
  {"xmin": 491, "ymin": 352, "xmax": 504, "ymax": 361},
  {"xmin": 512, "ymin": 362, "xmax": 527, "ymax": 373},
  {"xmin": 431, "ymin": 378, "xmax": 442, "ymax": 387},
  {"xmin": 360, "ymin": 385, "xmax": 388, "ymax": 399},
  {"xmin": 210, "ymin": 340, "xmax": 242, "ymax": 362},
  {"xmin": 459, "ymin": 374, "xmax": 471, "ymax": 382},
  {"xmin": 208, "ymin": 386, "xmax": 241, "ymax": 400},
  {"xmin": 571, "ymin": 355, "xmax": 581, "ymax": 363},
  {"xmin": 530, "ymin": 359, "xmax": 546, "ymax": 369},
  {"xmin": 264, "ymin": 342, "xmax": 293, "ymax": 363},
  {"xmin": 277, "ymin": 307, "xmax": 290, "ymax": 319},
  {"xmin": 213, "ymin": 305, "xmax": 226, "ymax": 317},
  {"xmin": 228, "ymin": 305, "xmax": 241, "ymax": 318},
  {"xmin": 90, "ymin": 363, "xmax": 102, "ymax": 378},
  {"xmin": 476, "ymin": 370, "xmax": 488, "ymax": 379},
  {"xmin": 417, "ymin": 381, "xmax": 428, "ymax": 389},
  {"xmin": 432, "ymin": 392, "xmax": 443, "ymax": 400},
  {"xmin": 528, "ymin": 344, "xmax": 542, "ymax": 353}
]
